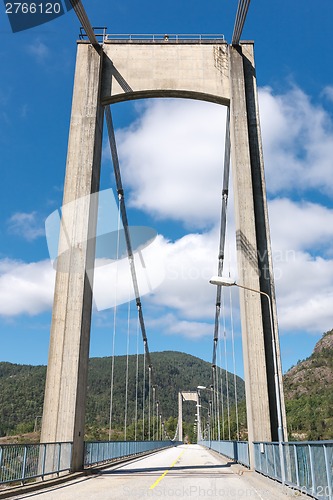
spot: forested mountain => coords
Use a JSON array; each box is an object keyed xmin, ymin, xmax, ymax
[
  {"xmin": 0, "ymin": 363, "xmax": 46, "ymax": 437},
  {"xmin": 0, "ymin": 351, "xmax": 245, "ymax": 440},
  {"xmin": 284, "ymin": 328, "xmax": 333, "ymax": 440},
  {"xmin": 2, "ymin": 328, "xmax": 332, "ymax": 444}
]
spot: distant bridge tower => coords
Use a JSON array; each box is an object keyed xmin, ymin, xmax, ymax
[
  {"xmin": 40, "ymin": 35, "xmax": 287, "ymax": 470},
  {"xmin": 178, "ymin": 391, "xmax": 200, "ymax": 443}
]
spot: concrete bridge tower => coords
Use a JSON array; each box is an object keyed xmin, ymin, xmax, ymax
[{"xmin": 40, "ymin": 36, "xmax": 286, "ymax": 470}]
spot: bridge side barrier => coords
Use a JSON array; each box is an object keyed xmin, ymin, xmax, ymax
[
  {"xmin": 199, "ymin": 440, "xmax": 250, "ymax": 468},
  {"xmin": 84, "ymin": 440, "xmax": 181, "ymax": 467},
  {"xmin": 254, "ymin": 441, "xmax": 333, "ymax": 500},
  {"xmin": 0, "ymin": 442, "xmax": 72, "ymax": 485}
]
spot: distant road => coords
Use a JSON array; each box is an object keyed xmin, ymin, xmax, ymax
[{"xmin": 12, "ymin": 444, "xmax": 305, "ymax": 499}]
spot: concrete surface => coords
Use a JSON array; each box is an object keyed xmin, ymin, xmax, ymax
[{"xmin": 9, "ymin": 445, "xmax": 310, "ymax": 500}]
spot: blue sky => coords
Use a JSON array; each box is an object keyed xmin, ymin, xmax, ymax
[{"xmin": 0, "ymin": 0, "xmax": 333, "ymax": 379}]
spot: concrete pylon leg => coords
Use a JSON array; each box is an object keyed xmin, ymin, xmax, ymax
[
  {"xmin": 229, "ymin": 44, "xmax": 272, "ymax": 468},
  {"xmin": 40, "ymin": 44, "xmax": 103, "ymax": 472},
  {"xmin": 241, "ymin": 44, "xmax": 288, "ymax": 442}
]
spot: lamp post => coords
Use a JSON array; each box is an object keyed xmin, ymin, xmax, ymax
[
  {"xmin": 198, "ymin": 385, "xmax": 221, "ymax": 442},
  {"xmin": 197, "ymin": 385, "xmax": 207, "ymax": 443},
  {"xmin": 196, "ymin": 403, "xmax": 211, "ymax": 441},
  {"xmin": 209, "ymin": 276, "xmax": 286, "ymax": 483},
  {"xmin": 156, "ymin": 401, "xmax": 159, "ymax": 440},
  {"xmin": 34, "ymin": 415, "xmax": 43, "ymax": 433},
  {"xmin": 152, "ymin": 386, "xmax": 156, "ymax": 440}
]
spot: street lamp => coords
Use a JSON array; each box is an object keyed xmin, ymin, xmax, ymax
[
  {"xmin": 156, "ymin": 401, "xmax": 159, "ymax": 440},
  {"xmin": 198, "ymin": 385, "xmax": 221, "ymax": 441},
  {"xmin": 197, "ymin": 386, "xmax": 208, "ymax": 443},
  {"xmin": 209, "ymin": 275, "xmax": 285, "ymax": 482}
]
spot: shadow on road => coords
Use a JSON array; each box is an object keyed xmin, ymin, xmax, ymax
[{"xmin": 91, "ymin": 461, "xmax": 235, "ymax": 477}]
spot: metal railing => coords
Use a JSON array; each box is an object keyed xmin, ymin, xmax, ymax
[
  {"xmin": 254, "ymin": 441, "xmax": 333, "ymax": 500},
  {"xmin": 84, "ymin": 440, "xmax": 181, "ymax": 467},
  {"xmin": 0, "ymin": 442, "xmax": 72, "ymax": 485},
  {"xmin": 79, "ymin": 28, "xmax": 225, "ymax": 44},
  {"xmin": 200, "ymin": 440, "xmax": 250, "ymax": 467}
]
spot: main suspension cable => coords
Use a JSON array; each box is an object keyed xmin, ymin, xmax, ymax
[
  {"xmin": 105, "ymin": 105, "xmax": 167, "ymax": 439},
  {"xmin": 69, "ymin": 0, "xmax": 100, "ymax": 51},
  {"xmin": 212, "ymin": 108, "xmax": 231, "ymax": 369},
  {"xmin": 105, "ymin": 106, "xmax": 155, "ymax": 370},
  {"xmin": 232, "ymin": 0, "xmax": 251, "ymax": 45},
  {"xmin": 211, "ymin": 109, "xmax": 231, "ymax": 442}
]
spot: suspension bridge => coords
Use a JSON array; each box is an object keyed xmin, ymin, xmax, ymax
[{"xmin": 0, "ymin": 1, "xmax": 332, "ymax": 499}]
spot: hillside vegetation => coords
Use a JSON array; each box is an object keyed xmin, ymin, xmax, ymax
[
  {"xmin": 0, "ymin": 351, "xmax": 244, "ymax": 441},
  {"xmin": 284, "ymin": 328, "xmax": 333, "ymax": 440},
  {"xmin": 2, "ymin": 327, "xmax": 332, "ymax": 444}
]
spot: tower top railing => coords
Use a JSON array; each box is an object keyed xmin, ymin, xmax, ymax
[{"xmin": 79, "ymin": 28, "xmax": 226, "ymax": 44}]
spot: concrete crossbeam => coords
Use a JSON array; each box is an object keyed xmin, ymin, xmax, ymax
[{"xmin": 101, "ymin": 42, "xmax": 230, "ymax": 105}]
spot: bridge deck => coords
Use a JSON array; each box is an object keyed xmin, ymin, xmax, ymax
[{"xmin": 10, "ymin": 445, "xmax": 305, "ymax": 499}]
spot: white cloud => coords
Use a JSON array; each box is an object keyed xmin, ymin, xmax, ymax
[
  {"xmin": 138, "ymin": 196, "xmax": 333, "ymax": 336},
  {"xmin": 269, "ymin": 198, "xmax": 333, "ymax": 256},
  {"xmin": 92, "ymin": 234, "xmax": 167, "ymax": 310},
  {"xmin": 0, "ymin": 259, "xmax": 55, "ymax": 316},
  {"xmin": 268, "ymin": 198, "xmax": 333, "ymax": 334},
  {"xmin": 273, "ymin": 252, "xmax": 333, "ymax": 333},
  {"xmin": 116, "ymin": 88, "xmax": 333, "ymax": 222},
  {"xmin": 26, "ymin": 39, "xmax": 49, "ymax": 62},
  {"xmin": 7, "ymin": 211, "xmax": 45, "ymax": 241},
  {"xmin": 322, "ymin": 85, "xmax": 333, "ymax": 103},
  {"xmin": 147, "ymin": 312, "xmax": 213, "ymax": 340},
  {"xmin": 112, "ymin": 90, "xmax": 333, "ymax": 337},
  {"xmin": 259, "ymin": 86, "xmax": 333, "ymax": 195},
  {"xmin": 1, "ymin": 196, "xmax": 332, "ymax": 336},
  {"xmin": 2, "ymin": 86, "xmax": 333, "ymax": 342},
  {"xmin": 145, "ymin": 228, "xmax": 235, "ymax": 321},
  {"xmin": 117, "ymin": 99, "xmax": 226, "ymax": 229}
]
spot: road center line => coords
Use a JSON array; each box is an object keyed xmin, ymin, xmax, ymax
[{"xmin": 149, "ymin": 450, "xmax": 185, "ymax": 490}]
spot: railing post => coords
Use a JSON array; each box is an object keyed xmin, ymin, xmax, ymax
[
  {"xmin": 21, "ymin": 445, "xmax": 28, "ymax": 484},
  {"xmin": 42, "ymin": 444, "xmax": 46, "ymax": 480},
  {"xmin": 258, "ymin": 443, "xmax": 262, "ymax": 472},
  {"xmin": 57, "ymin": 443, "xmax": 61, "ymax": 475},
  {"xmin": 0, "ymin": 446, "xmax": 3, "ymax": 481},
  {"xmin": 308, "ymin": 444, "xmax": 316, "ymax": 496},
  {"xmin": 294, "ymin": 444, "xmax": 300, "ymax": 488},
  {"xmin": 324, "ymin": 444, "xmax": 333, "ymax": 500},
  {"xmin": 273, "ymin": 443, "xmax": 277, "ymax": 478}
]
